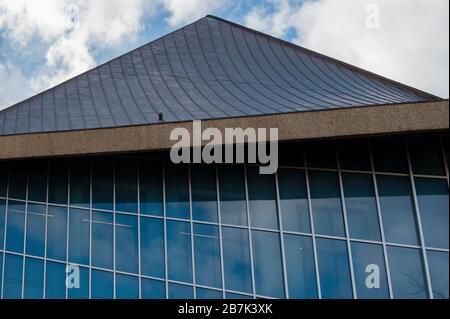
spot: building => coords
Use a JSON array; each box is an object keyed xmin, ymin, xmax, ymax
[{"xmin": 0, "ymin": 15, "xmax": 448, "ymax": 299}]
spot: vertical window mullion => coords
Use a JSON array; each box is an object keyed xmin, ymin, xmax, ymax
[
  {"xmin": 214, "ymin": 165, "xmax": 226, "ymax": 299},
  {"xmin": 243, "ymin": 166, "xmax": 256, "ymax": 299},
  {"xmin": 187, "ymin": 166, "xmax": 196, "ymax": 298}
]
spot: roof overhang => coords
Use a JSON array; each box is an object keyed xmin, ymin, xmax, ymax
[{"xmin": 0, "ymin": 100, "xmax": 448, "ymax": 161}]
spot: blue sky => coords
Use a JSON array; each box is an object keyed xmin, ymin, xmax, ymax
[{"xmin": 0, "ymin": 0, "xmax": 448, "ymax": 110}]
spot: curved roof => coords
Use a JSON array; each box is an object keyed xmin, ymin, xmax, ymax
[{"xmin": 0, "ymin": 15, "xmax": 440, "ymax": 137}]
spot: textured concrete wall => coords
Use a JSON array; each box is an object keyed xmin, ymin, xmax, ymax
[{"xmin": 0, "ymin": 100, "xmax": 448, "ymax": 160}]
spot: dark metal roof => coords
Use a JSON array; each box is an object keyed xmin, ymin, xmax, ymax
[{"xmin": 0, "ymin": 15, "xmax": 441, "ymax": 137}]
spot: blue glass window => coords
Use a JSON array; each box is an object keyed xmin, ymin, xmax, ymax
[
  {"xmin": 305, "ymin": 140, "xmax": 337, "ymax": 169},
  {"xmin": 91, "ymin": 270, "xmax": 113, "ymax": 299},
  {"xmin": 252, "ymin": 230, "xmax": 284, "ymax": 298},
  {"xmin": 168, "ymin": 283, "xmax": 193, "ymax": 299},
  {"xmin": 8, "ymin": 162, "xmax": 26, "ymax": 200},
  {"xmin": 24, "ymin": 257, "xmax": 44, "ymax": 299},
  {"xmin": 6, "ymin": 201, "xmax": 25, "ymax": 253},
  {"xmin": 194, "ymin": 224, "xmax": 221, "ymax": 288},
  {"xmin": 0, "ymin": 199, "xmax": 5, "ymax": 248},
  {"xmin": 26, "ymin": 203, "xmax": 46, "ymax": 257},
  {"xmin": 226, "ymin": 292, "xmax": 253, "ymax": 299},
  {"xmin": 0, "ymin": 163, "xmax": 7, "ymax": 197},
  {"xmin": 166, "ymin": 163, "xmax": 190, "ymax": 219},
  {"xmin": 338, "ymin": 138, "xmax": 371, "ymax": 171},
  {"xmin": 284, "ymin": 234, "xmax": 317, "ymax": 299},
  {"xmin": 408, "ymin": 136, "xmax": 445, "ymax": 176},
  {"xmin": 70, "ymin": 158, "xmax": 90, "ymax": 208},
  {"xmin": 28, "ymin": 160, "xmax": 47, "ymax": 202},
  {"xmin": 247, "ymin": 167, "xmax": 278, "ymax": 230},
  {"xmin": 387, "ymin": 246, "xmax": 427, "ymax": 299},
  {"xmin": 91, "ymin": 211, "xmax": 113, "ymax": 269},
  {"xmin": 139, "ymin": 160, "xmax": 163, "ymax": 216},
  {"xmin": 69, "ymin": 208, "xmax": 90, "ymax": 265},
  {"xmin": 218, "ymin": 165, "xmax": 247, "ymax": 226},
  {"xmin": 140, "ymin": 217, "xmax": 164, "ymax": 278},
  {"xmin": 3, "ymin": 253, "xmax": 23, "ymax": 299},
  {"xmin": 115, "ymin": 214, "xmax": 138, "ymax": 274},
  {"xmin": 351, "ymin": 242, "xmax": 389, "ymax": 298},
  {"xmin": 371, "ymin": 137, "xmax": 408, "ymax": 173},
  {"xmin": 142, "ymin": 278, "xmax": 165, "ymax": 299},
  {"xmin": 167, "ymin": 220, "xmax": 192, "ymax": 283},
  {"xmin": 116, "ymin": 274, "xmax": 139, "ymax": 299},
  {"xmin": 196, "ymin": 288, "xmax": 222, "ymax": 299},
  {"xmin": 278, "ymin": 169, "xmax": 311, "ymax": 233},
  {"xmin": 342, "ymin": 173, "xmax": 381, "ymax": 241},
  {"xmin": 191, "ymin": 165, "xmax": 218, "ymax": 222},
  {"xmin": 309, "ymin": 171, "xmax": 345, "ymax": 237},
  {"xmin": 222, "ymin": 227, "xmax": 252, "ymax": 293},
  {"xmin": 48, "ymin": 159, "xmax": 68, "ymax": 205},
  {"xmin": 415, "ymin": 178, "xmax": 448, "ymax": 249},
  {"xmin": 92, "ymin": 157, "xmax": 113, "ymax": 211},
  {"xmin": 46, "ymin": 205, "xmax": 67, "ymax": 261},
  {"xmin": 427, "ymin": 251, "xmax": 449, "ymax": 299},
  {"xmin": 377, "ymin": 175, "xmax": 419, "ymax": 245},
  {"xmin": 316, "ymin": 238, "xmax": 352, "ymax": 299},
  {"xmin": 68, "ymin": 266, "xmax": 89, "ymax": 299},
  {"xmin": 115, "ymin": 158, "xmax": 138, "ymax": 213},
  {"xmin": 45, "ymin": 261, "xmax": 66, "ymax": 299}
]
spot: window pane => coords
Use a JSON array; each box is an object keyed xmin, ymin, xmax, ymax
[
  {"xmin": 3, "ymin": 254, "xmax": 23, "ymax": 299},
  {"xmin": 338, "ymin": 138, "xmax": 371, "ymax": 171},
  {"xmin": 9, "ymin": 162, "xmax": 26, "ymax": 200},
  {"xmin": 0, "ymin": 162, "xmax": 7, "ymax": 197},
  {"xmin": 284, "ymin": 234, "xmax": 317, "ymax": 299},
  {"xmin": 427, "ymin": 250, "xmax": 449, "ymax": 299},
  {"xmin": 24, "ymin": 257, "xmax": 44, "ymax": 299},
  {"xmin": 68, "ymin": 266, "xmax": 89, "ymax": 299},
  {"xmin": 91, "ymin": 270, "xmax": 113, "ymax": 299},
  {"xmin": 351, "ymin": 242, "xmax": 389, "ymax": 299},
  {"xmin": 139, "ymin": 160, "xmax": 163, "ymax": 216},
  {"xmin": 92, "ymin": 157, "xmax": 113, "ymax": 211},
  {"xmin": 222, "ymin": 227, "xmax": 252, "ymax": 293},
  {"xmin": 69, "ymin": 208, "xmax": 90, "ymax": 265},
  {"xmin": 342, "ymin": 173, "xmax": 381, "ymax": 241},
  {"xmin": 115, "ymin": 214, "xmax": 138, "ymax": 274},
  {"xmin": 6, "ymin": 201, "xmax": 25, "ymax": 253},
  {"xmin": 408, "ymin": 136, "xmax": 445, "ymax": 176},
  {"xmin": 28, "ymin": 160, "xmax": 47, "ymax": 202},
  {"xmin": 196, "ymin": 287, "xmax": 222, "ymax": 299},
  {"xmin": 166, "ymin": 163, "xmax": 190, "ymax": 219},
  {"xmin": 116, "ymin": 274, "xmax": 139, "ymax": 299},
  {"xmin": 0, "ymin": 199, "xmax": 5, "ymax": 248},
  {"xmin": 305, "ymin": 140, "xmax": 337, "ymax": 169},
  {"xmin": 278, "ymin": 141, "xmax": 304, "ymax": 166},
  {"xmin": 415, "ymin": 178, "xmax": 449, "ymax": 249},
  {"xmin": 140, "ymin": 217, "xmax": 164, "ymax": 278},
  {"xmin": 218, "ymin": 165, "xmax": 247, "ymax": 226},
  {"xmin": 26, "ymin": 204, "xmax": 46, "ymax": 257},
  {"xmin": 45, "ymin": 261, "xmax": 66, "ymax": 299},
  {"xmin": 316, "ymin": 238, "xmax": 352, "ymax": 299},
  {"xmin": 278, "ymin": 169, "xmax": 310, "ymax": 233},
  {"xmin": 70, "ymin": 158, "xmax": 90, "ymax": 208},
  {"xmin": 387, "ymin": 246, "xmax": 427, "ymax": 299},
  {"xmin": 377, "ymin": 175, "xmax": 419, "ymax": 245},
  {"xmin": 371, "ymin": 137, "xmax": 408, "ymax": 173},
  {"xmin": 92, "ymin": 211, "xmax": 113, "ymax": 269},
  {"xmin": 47, "ymin": 205, "xmax": 67, "ymax": 261},
  {"xmin": 167, "ymin": 220, "xmax": 192, "ymax": 283},
  {"xmin": 226, "ymin": 292, "xmax": 253, "ymax": 299},
  {"xmin": 194, "ymin": 224, "xmax": 221, "ymax": 288},
  {"xmin": 191, "ymin": 165, "xmax": 218, "ymax": 222},
  {"xmin": 247, "ymin": 167, "xmax": 278, "ymax": 230},
  {"xmin": 115, "ymin": 158, "xmax": 138, "ymax": 213},
  {"xmin": 252, "ymin": 230, "xmax": 284, "ymax": 298},
  {"xmin": 142, "ymin": 278, "xmax": 165, "ymax": 299},
  {"xmin": 309, "ymin": 171, "xmax": 345, "ymax": 237},
  {"xmin": 168, "ymin": 283, "xmax": 193, "ymax": 299},
  {"xmin": 48, "ymin": 159, "xmax": 68, "ymax": 205}
]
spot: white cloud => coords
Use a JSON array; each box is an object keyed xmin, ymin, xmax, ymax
[
  {"xmin": 244, "ymin": 0, "xmax": 449, "ymax": 98},
  {"xmin": 0, "ymin": 64, "xmax": 29, "ymax": 109}
]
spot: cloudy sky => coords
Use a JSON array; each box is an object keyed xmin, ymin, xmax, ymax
[{"xmin": 0, "ymin": 0, "xmax": 448, "ymax": 110}]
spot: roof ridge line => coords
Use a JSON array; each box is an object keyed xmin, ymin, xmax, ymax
[{"xmin": 206, "ymin": 14, "xmax": 441, "ymax": 100}]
